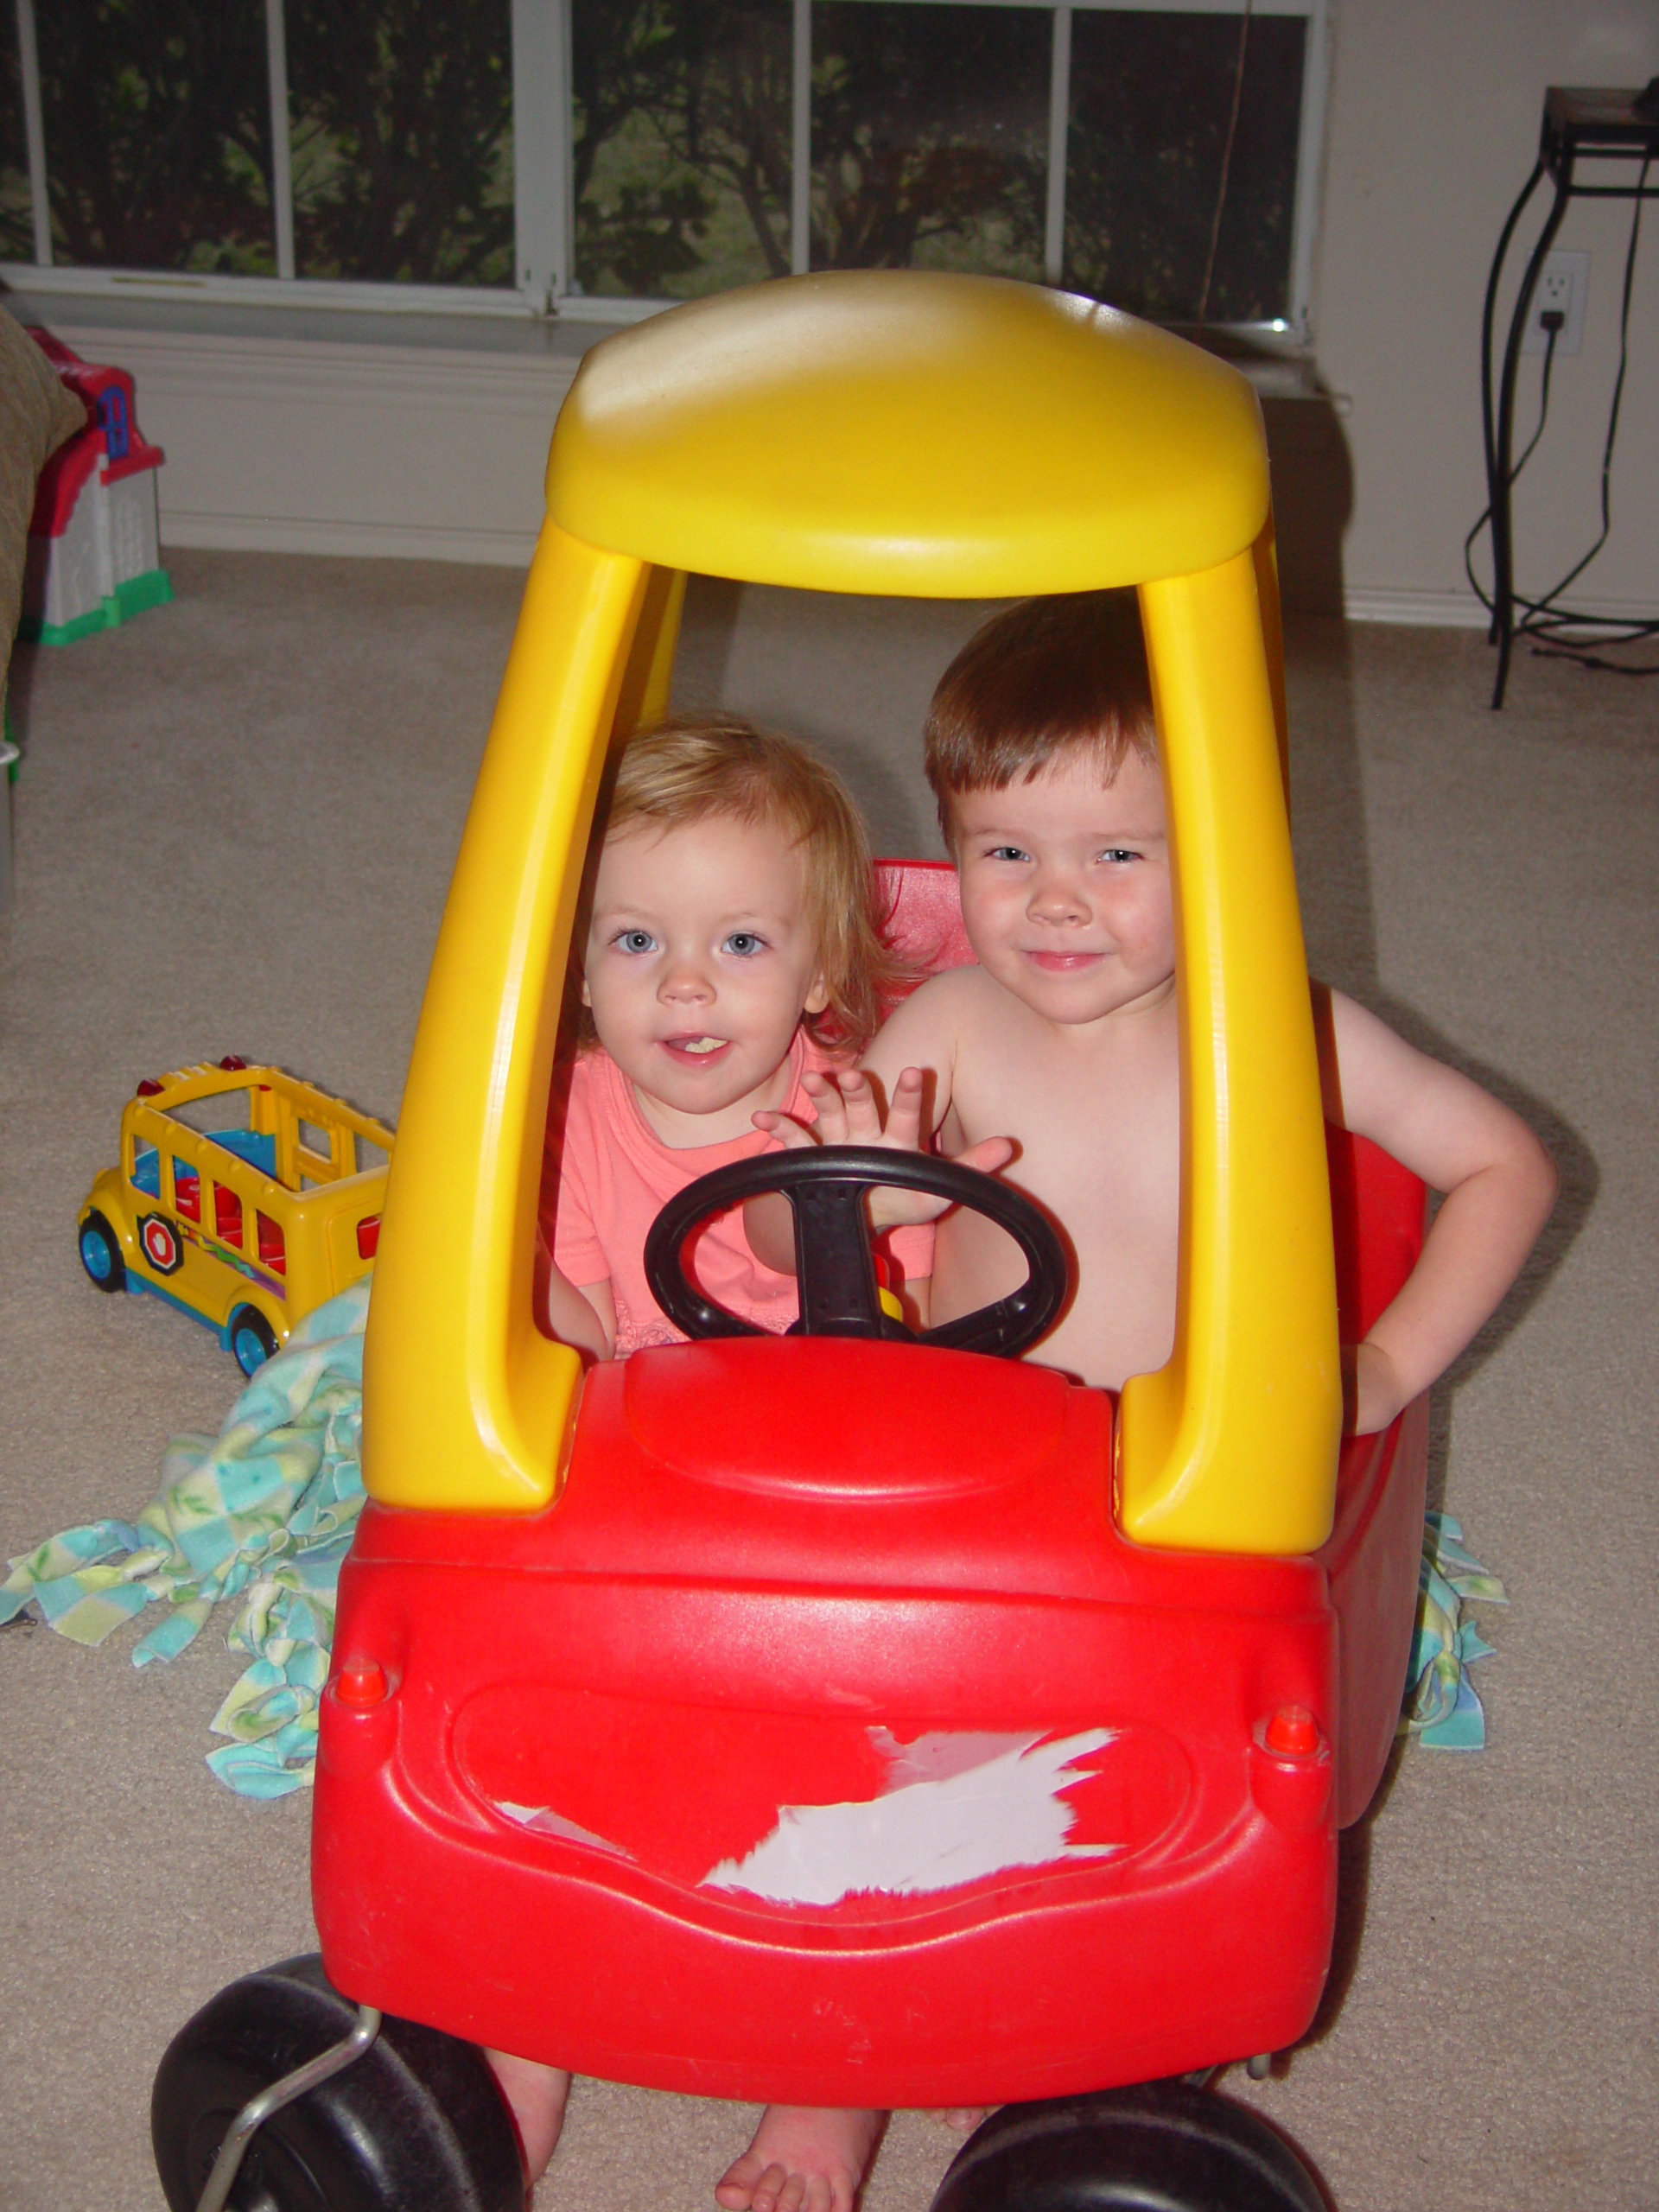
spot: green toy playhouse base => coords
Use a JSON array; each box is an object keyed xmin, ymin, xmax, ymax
[{"xmin": 20, "ymin": 565, "xmax": 173, "ymax": 646}]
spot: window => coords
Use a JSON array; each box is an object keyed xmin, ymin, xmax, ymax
[
  {"xmin": 172, "ymin": 1159, "xmax": 201, "ymax": 1221},
  {"xmin": 213, "ymin": 1180, "xmax": 245, "ymax": 1248},
  {"xmin": 1, "ymin": 1, "xmax": 1326, "ymax": 337},
  {"xmin": 130, "ymin": 1137, "xmax": 161, "ymax": 1197},
  {"xmin": 257, "ymin": 1209, "xmax": 287, "ymax": 1273},
  {"xmin": 285, "ymin": 0, "xmax": 514, "ymax": 285}
]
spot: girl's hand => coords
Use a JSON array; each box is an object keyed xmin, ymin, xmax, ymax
[
  {"xmin": 753, "ymin": 1066, "xmax": 1013, "ymax": 1228},
  {"xmin": 753, "ymin": 1065, "xmax": 893, "ymax": 1148}
]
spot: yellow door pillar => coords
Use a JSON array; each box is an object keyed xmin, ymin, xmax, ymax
[
  {"xmin": 363, "ymin": 524, "xmax": 649, "ymax": 1512},
  {"xmin": 1116, "ymin": 550, "xmax": 1341, "ymax": 1555}
]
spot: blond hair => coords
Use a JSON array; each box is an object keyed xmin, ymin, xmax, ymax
[
  {"xmin": 575, "ymin": 715, "xmax": 904, "ymax": 1057},
  {"xmin": 925, "ymin": 590, "xmax": 1158, "ymax": 845}
]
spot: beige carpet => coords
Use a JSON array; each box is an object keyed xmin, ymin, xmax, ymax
[{"xmin": 1, "ymin": 551, "xmax": 1654, "ymax": 2211}]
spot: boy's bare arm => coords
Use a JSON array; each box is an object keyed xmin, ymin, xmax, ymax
[{"xmin": 1322, "ymin": 987, "xmax": 1556, "ymax": 1433}]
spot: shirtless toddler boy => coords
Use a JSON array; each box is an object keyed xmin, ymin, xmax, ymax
[
  {"xmin": 745, "ymin": 588, "xmax": 1556, "ymax": 2210},
  {"xmin": 764, "ymin": 587, "xmax": 1557, "ymax": 1431}
]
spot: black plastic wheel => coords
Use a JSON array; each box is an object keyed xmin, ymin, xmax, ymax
[
  {"xmin": 151, "ymin": 1954, "xmax": 525, "ymax": 2212},
  {"xmin": 229, "ymin": 1306, "xmax": 279, "ymax": 1376},
  {"xmin": 78, "ymin": 1211, "xmax": 126, "ymax": 1292},
  {"xmin": 929, "ymin": 2081, "xmax": 1326, "ymax": 2212}
]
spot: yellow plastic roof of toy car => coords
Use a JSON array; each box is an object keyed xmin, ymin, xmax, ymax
[{"xmin": 548, "ymin": 270, "xmax": 1270, "ymax": 597}]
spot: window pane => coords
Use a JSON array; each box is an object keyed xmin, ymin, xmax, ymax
[
  {"xmin": 286, "ymin": 0, "xmax": 513, "ymax": 285},
  {"xmin": 572, "ymin": 0, "xmax": 791, "ymax": 301},
  {"xmin": 0, "ymin": 9, "xmax": 32, "ymax": 260},
  {"xmin": 35, "ymin": 1, "xmax": 275, "ymax": 273},
  {"xmin": 1065, "ymin": 10, "xmax": 1304, "ymax": 324},
  {"xmin": 811, "ymin": 3, "xmax": 1046, "ymax": 278}
]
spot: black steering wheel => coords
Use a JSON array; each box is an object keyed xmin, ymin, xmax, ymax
[{"xmin": 642, "ymin": 1146, "xmax": 1069, "ymax": 1360}]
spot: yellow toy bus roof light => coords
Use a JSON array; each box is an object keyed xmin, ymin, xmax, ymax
[{"xmin": 365, "ymin": 268, "xmax": 1340, "ymax": 1557}]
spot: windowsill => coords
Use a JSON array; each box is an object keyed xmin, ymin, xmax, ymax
[
  {"xmin": 0, "ymin": 283, "xmax": 617, "ymax": 360},
  {"xmin": 2, "ymin": 277, "xmax": 1327, "ymax": 395}
]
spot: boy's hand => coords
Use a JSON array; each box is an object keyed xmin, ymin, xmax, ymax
[
  {"xmin": 1343, "ymin": 1340, "xmax": 1409, "ymax": 1437},
  {"xmin": 753, "ymin": 1066, "xmax": 1013, "ymax": 1227}
]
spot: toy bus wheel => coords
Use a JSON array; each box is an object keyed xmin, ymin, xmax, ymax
[
  {"xmin": 929, "ymin": 2080, "xmax": 1325, "ymax": 2212},
  {"xmin": 150, "ymin": 1953, "xmax": 525, "ymax": 2212},
  {"xmin": 230, "ymin": 1307, "xmax": 279, "ymax": 1376},
  {"xmin": 79, "ymin": 1211, "xmax": 126, "ymax": 1292}
]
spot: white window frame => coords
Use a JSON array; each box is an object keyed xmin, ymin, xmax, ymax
[{"xmin": 3, "ymin": 0, "xmax": 1329, "ymax": 342}]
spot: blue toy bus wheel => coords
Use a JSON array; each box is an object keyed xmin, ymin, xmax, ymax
[
  {"xmin": 230, "ymin": 1307, "xmax": 278, "ymax": 1376},
  {"xmin": 79, "ymin": 1212, "xmax": 126, "ymax": 1293}
]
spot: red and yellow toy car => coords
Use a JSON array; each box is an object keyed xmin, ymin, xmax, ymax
[{"xmin": 152, "ymin": 273, "xmax": 1427, "ymax": 2212}]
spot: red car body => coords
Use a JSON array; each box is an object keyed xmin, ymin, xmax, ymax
[{"xmin": 314, "ymin": 864, "xmax": 1427, "ymax": 2110}]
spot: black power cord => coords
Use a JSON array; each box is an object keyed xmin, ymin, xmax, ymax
[{"xmin": 1467, "ymin": 152, "xmax": 1657, "ymax": 678}]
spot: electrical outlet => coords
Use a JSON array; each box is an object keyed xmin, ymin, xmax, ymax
[{"xmin": 1522, "ymin": 248, "xmax": 1589, "ymax": 356}]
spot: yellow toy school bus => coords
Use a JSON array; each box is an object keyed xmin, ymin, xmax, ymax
[{"xmin": 77, "ymin": 1058, "xmax": 394, "ymax": 1374}]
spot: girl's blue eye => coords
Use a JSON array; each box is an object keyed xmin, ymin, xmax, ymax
[
  {"xmin": 1099, "ymin": 848, "xmax": 1139, "ymax": 865},
  {"xmin": 988, "ymin": 845, "xmax": 1030, "ymax": 863},
  {"xmin": 723, "ymin": 931, "xmax": 765, "ymax": 957},
  {"xmin": 618, "ymin": 929, "xmax": 656, "ymax": 954}
]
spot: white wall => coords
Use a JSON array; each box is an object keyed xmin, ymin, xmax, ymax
[
  {"xmin": 1317, "ymin": 0, "xmax": 1659, "ymax": 620},
  {"xmin": 22, "ymin": 0, "xmax": 1659, "ymax": 618}
]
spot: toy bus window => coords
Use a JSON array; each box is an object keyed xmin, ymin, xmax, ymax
[
  {"xmin": 174, "ymin": 1088, "xmax": 251, "ymax": 1137},
  {"xmin": 296, "ymin": 1117, "xmax": 334, "ymax": 1189},
  {"xmin": 172, "ymin": 1160, "xmax": 200, "ymax": 1221},
  {"xmin": 257, "ymin": 1211, "xmax": 286, "ymax": 1274},
  {"xmin": 213, "ymin": 1182, "xmax": 244, "ymax": 1249},
  {"xmin": 130, "ymin": 1138, "xmax": 160, "ymax": 1198},
  {"xmin": 357, "ymin": 1216, "xmax": 380, "ymax": 1260},
  {"xmin": 354, "ymin": 1135, "xmax": 388, "ymax": 1176},
  {"xmin": 170, "ymin": 1089, "xmax": 277, "ymax": 1179}
]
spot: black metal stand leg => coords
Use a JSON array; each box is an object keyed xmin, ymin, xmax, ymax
[
  {"xmin": 1480, "ymin": 161, "xmax": 1543, "ymax": 647},
  {"xmin": 1490, "ymin": 168, "xmax": 1573, "ymax": 708}
]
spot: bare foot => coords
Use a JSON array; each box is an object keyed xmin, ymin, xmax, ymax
[
  {"xmin": 486, "ymin": 2050, "xmax": 571, "ymax": 2187},
  {"xmin": 928, "ymin": 2108, "xmax": 988, "ymax": 2133},
  {"xmin": 715, "ymin": 2105, "xmax": 886, "ymax": 2212}
]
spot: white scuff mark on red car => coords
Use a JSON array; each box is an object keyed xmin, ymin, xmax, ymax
[
  {"xmin": 495, "ymin": 1802, "xmax": 632, "ymax": 1855},
  {"xmin": 702, "ymin": 1727, "xmax": 1118, "ymax": 1906}
]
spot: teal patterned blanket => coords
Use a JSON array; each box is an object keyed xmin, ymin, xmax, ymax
[{"xmin": 2, "ymin": 1280, "xmax": 368, "ymax": 1798}]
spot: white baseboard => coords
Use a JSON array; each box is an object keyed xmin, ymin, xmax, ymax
[
  {"xmin": 1342, "ymin": 588, "xmax": 1491, "ymax": 628},
  {"xmin": 161, "ymin": 512, "xmax": 541, "ymax": 566},
  {"xmin": 1343, "ymin": 585, "xmax": 1659, "ymax": 628}
]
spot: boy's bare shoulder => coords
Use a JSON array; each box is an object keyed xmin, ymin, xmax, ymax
[
  {"xmin": 864, "ymin": 963, "xmax": 1003, "ymax": 1077},
  {"xmin": 910, "ymin": 963, "xmax": 996, "ymax": 1008},
  {"xmin": 888, "ymin": 963, "xmax": 1009, "ymax": 1036}
]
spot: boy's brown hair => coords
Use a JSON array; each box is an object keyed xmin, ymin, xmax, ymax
[
  {"xmin": 924, "ymin": 589, "xmax": 1158, "ymax": 845},
  {"xmin": 575, "ymin": 714, "xmax": 905, "ymax": 1057}
]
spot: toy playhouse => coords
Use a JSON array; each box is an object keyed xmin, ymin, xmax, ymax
[{"xmin": 21, "ymin": 330, "xmax": 172, "ymax": 645}]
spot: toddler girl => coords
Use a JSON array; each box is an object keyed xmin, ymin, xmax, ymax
[{"xmin": 504, "ymin": 713, "xmax": 925, "ymax": 2212}]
